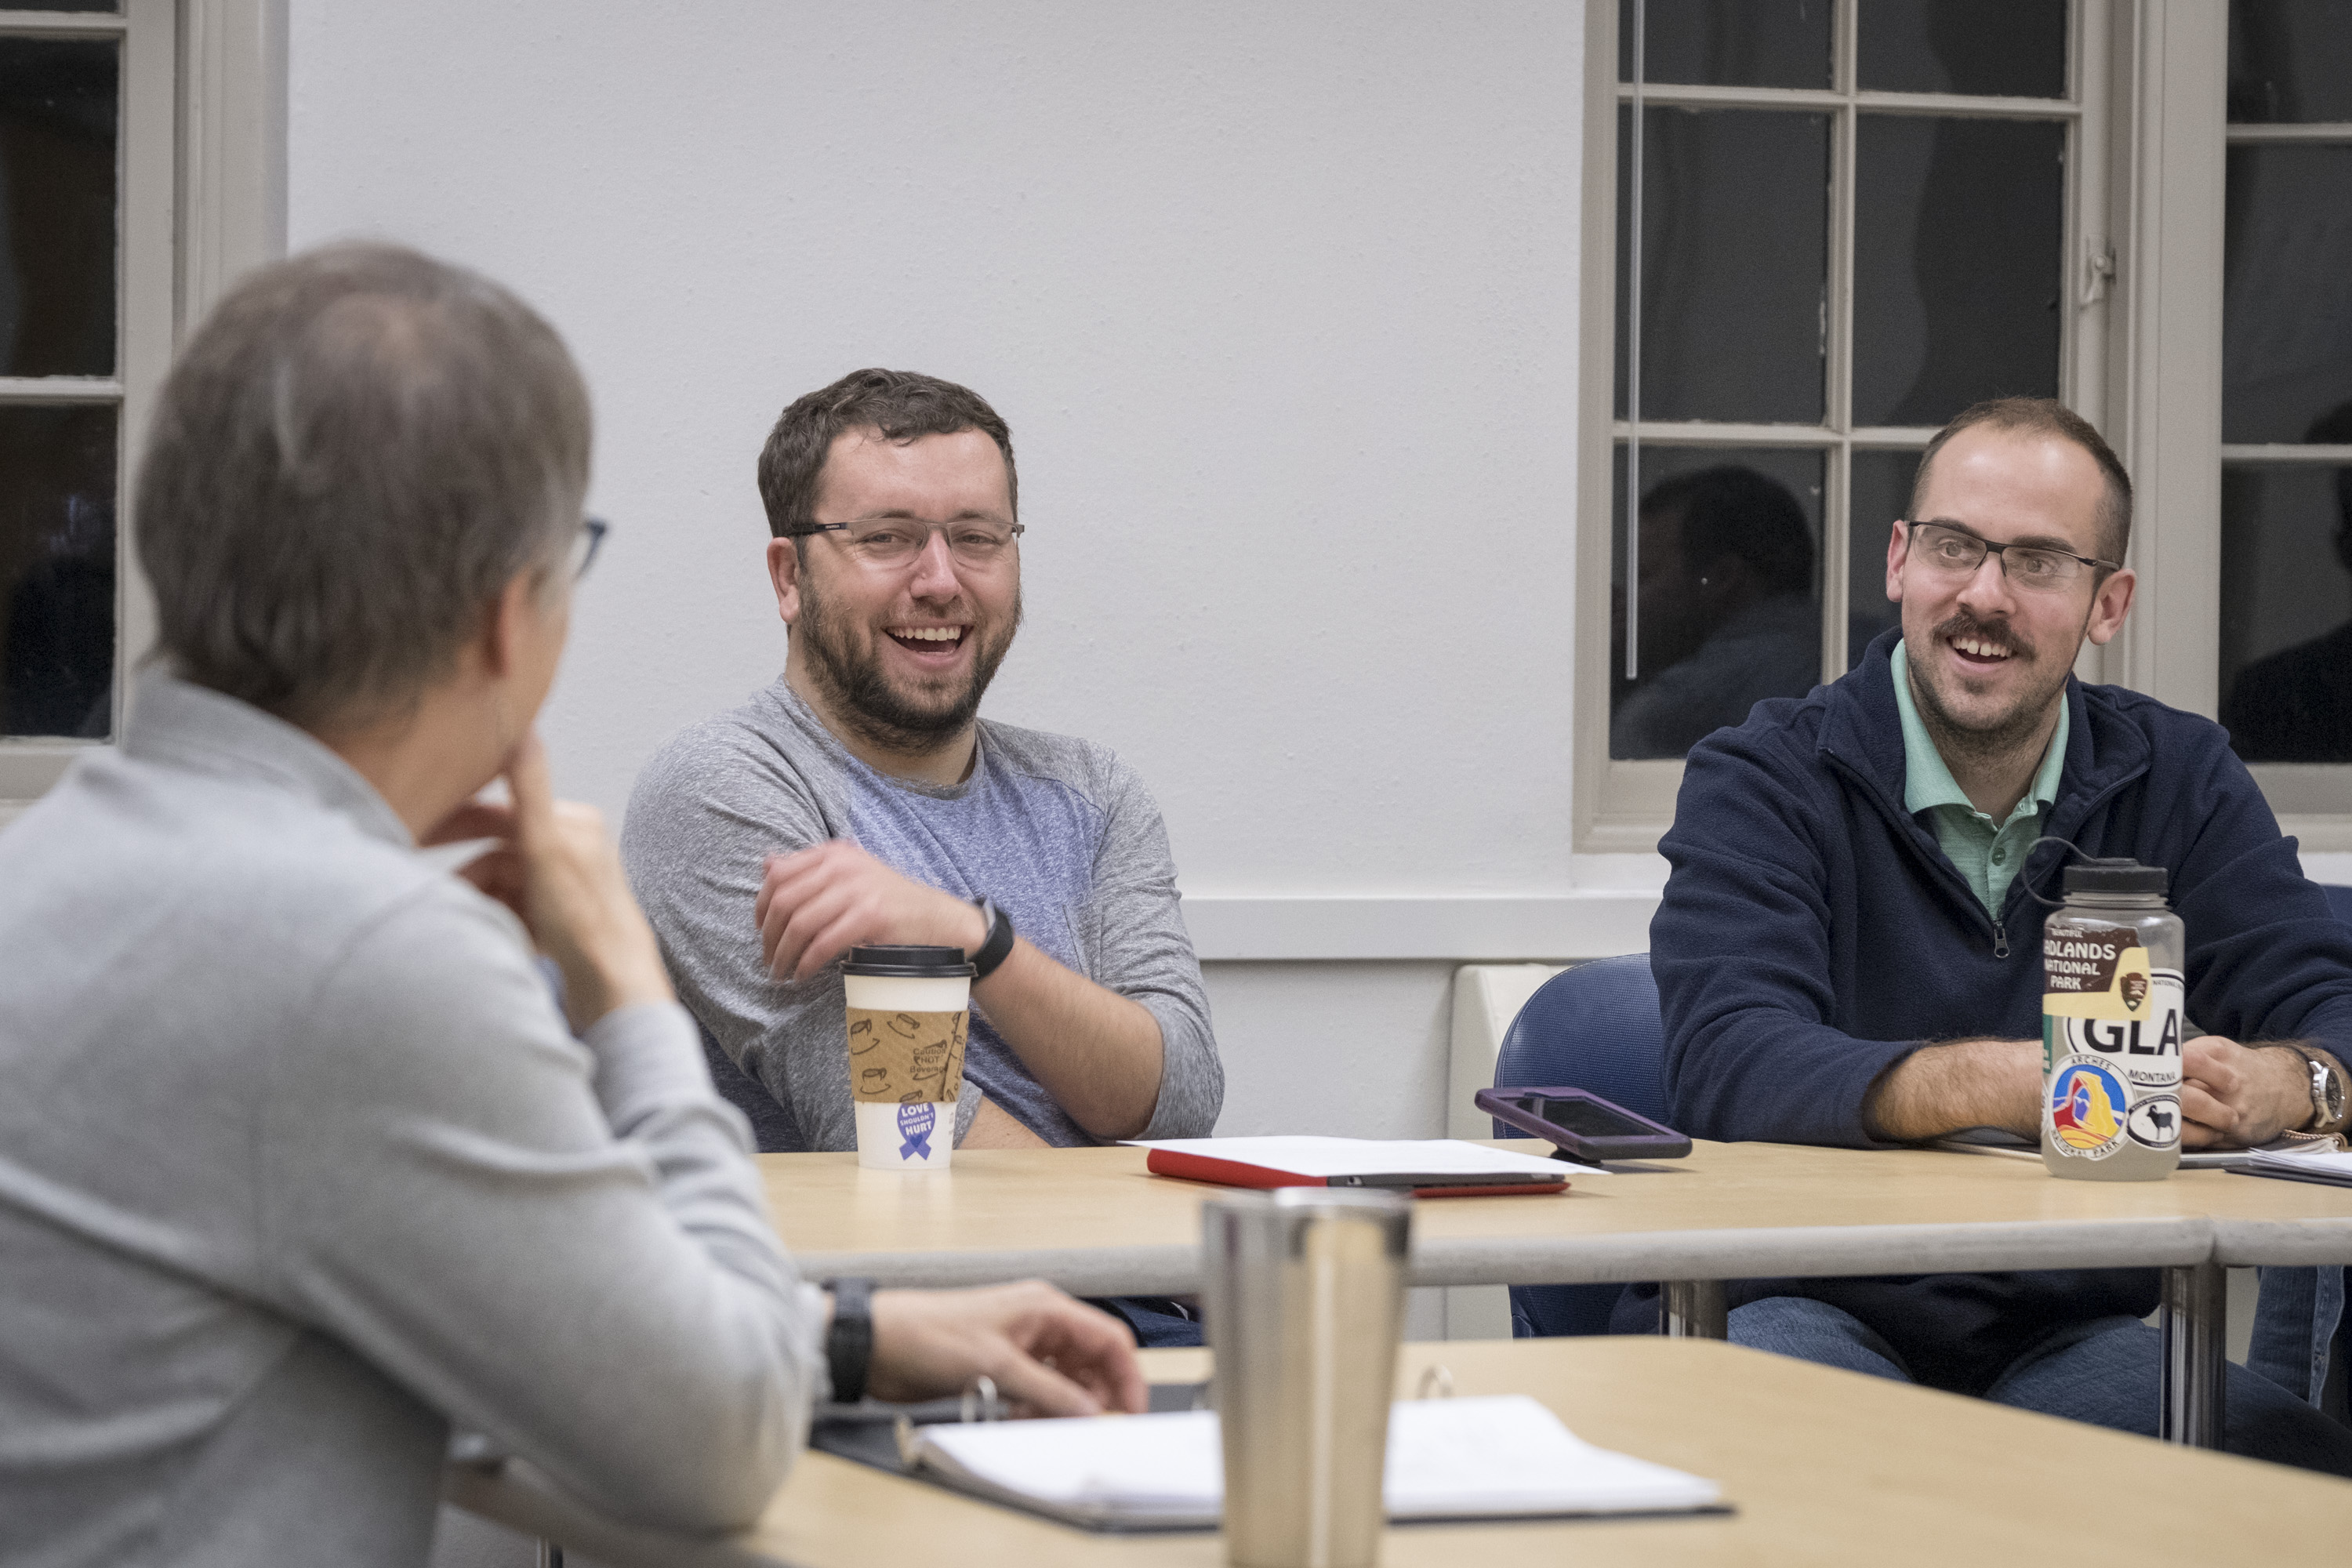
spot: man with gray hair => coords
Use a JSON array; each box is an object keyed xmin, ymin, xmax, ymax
[{"xmin": 0, "ymin": 247, "xmax": 1142, "ymax": 1566}]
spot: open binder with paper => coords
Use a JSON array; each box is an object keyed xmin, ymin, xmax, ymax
[{"xmin": 816, "ymin": 1389, "xmax": 1725, "ymax": 1534}]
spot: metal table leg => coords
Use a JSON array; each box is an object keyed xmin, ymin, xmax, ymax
[
  {"xmin": 1662, "ymin": 1279, "xmax": 1727, "ymax": 1339},
  {"xmin": 536, "ymin": 1541, "xmax": 564, "ymax": 1568},
  {"xmin": 2158, "ymin": 1261, "xmax": 2227, "ymax": 1448}
]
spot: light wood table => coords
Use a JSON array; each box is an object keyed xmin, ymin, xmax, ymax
[
  {"xmin": 762, "ymin": 1140, "xmax": 2352, "ymax": 1447},
  {"xmin": 448, "ymin": 1336, "xmax": 2350, "ymax": 1566},
  {"xmin": 760, "ymin": 1140, "xmax": 2343, "ymax": 1292}
]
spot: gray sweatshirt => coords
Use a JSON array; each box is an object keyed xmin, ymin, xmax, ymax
[
  {"xmin": 621, "ymin": 677, "xmax": 1221, "ymax": 1150},
  {"xmin": 0, "ymin": 675, "xmax": 826, "ymax": 1568}
]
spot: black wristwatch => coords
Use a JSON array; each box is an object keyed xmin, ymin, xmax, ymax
[
  {"xmin": 970, "ymin": 897, "xmax": 1016, "ymax": 982},
  {"xmin": 823, "ymin": 1277, "xmax": 874, "ymax": 1405}
]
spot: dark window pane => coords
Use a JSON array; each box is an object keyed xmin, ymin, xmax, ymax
[
  {"xmin": 2223, "ymin": 146, "xmax": 2352, "ymax": 445},
  {"xmin": 2217, "ymin": 463, "xmax": 2352, "ymax": 761},
  {"xmin": 2230, "ymin": 0, "xmax": 2352, "ymax": 125},
  {"xmin": 0, "ymin": 403, "xmax": 114, "ymax": 739},
  {"xmin": 1853, "ymin": 115, "xmax": 2063, "ymax": 427},
  {"xmin": 1848, "ymin": 448, "xmax": 1924, "ymax": 666},
  {"xmin": 1858, "ymin": 0, "xmax": 2068, "ymax": 99},
  {"xmin": 1618, "ymin": 0, "xmax": 1831, "ymax": 90},
  {"xmin": 1610, "ymin": 445, "xmax": 1824, "ymax": 758},
  {"xmin": 1616, "ymin": 107, "xmax": 1829, "ymax": 425},
  {"xmin": 0, "ymin": 38, "xmax": 118, "ymax": 377}
]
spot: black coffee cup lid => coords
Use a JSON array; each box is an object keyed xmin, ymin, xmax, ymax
[{"xmin": 843, "ymin": 944, "xmax": 976, "ymax": 978}]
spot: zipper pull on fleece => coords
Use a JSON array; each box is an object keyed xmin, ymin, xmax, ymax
[{"xmin": 1994, "ymin": 920, "xmax": 2009, "ymax": 959}]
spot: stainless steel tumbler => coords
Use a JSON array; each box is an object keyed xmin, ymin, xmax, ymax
[{"xmin": 1201, "ymin": 1187, "xmax": 1413, "ymax": 1568}]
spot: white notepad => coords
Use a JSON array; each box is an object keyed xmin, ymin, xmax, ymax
[
  {"xmin": 910, "ymin": 1396, "xmax": 1721, "ymax": 1530},
  {"xmin": 2240, "ymin": 1146, "xmax": 2352, "ymax": 1186},
  {"xmin": 1933, "ymin": 1129, "xmax": 2347, "ymax": 1172}
]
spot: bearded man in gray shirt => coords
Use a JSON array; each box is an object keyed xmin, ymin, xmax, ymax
[
  {"xmin": 0, "ymin": 248, "xmax": 1141, "ymax": 1568},
  {"xmin": 622, "ymin": 370, "xmax": 1220, "ymax": 1158}
]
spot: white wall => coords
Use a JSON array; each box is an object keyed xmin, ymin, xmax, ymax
[{"xmin": 288, "ymin": 0, "xmax": 1617, "ymax": 1140}]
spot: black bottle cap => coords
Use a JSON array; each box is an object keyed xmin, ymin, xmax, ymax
[{"xmin": 2061, "ymin": 858, "xmax": 2168, "ymax": 895}]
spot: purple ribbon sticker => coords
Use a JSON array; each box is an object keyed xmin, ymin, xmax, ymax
[{"xmin": 897, "ymin": 1101, "xmax": 937, "ymax": 1161}]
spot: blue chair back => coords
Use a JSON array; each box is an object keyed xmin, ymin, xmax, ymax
[
  {"xmin": 1492, "ymin": 955, "xmax": 1669, "ymax": 1129},
  {"xmin": 1490, "ymin": 954, "xmax": 1668, "ymax": 1338}
]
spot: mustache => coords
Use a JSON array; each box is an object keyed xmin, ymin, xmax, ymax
[{"xmin": 1933, "ymin": 609, "xmax": 2030, "ymax": 659}]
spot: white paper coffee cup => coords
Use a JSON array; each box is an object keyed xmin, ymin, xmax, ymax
[{"xmin": 841, "ymin": 945, "xmax": 975, "ymax": 1172}]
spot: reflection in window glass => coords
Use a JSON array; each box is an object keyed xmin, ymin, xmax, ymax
[
  {"xmin": 2223, "ymin": 146, "xmax": 2352, "ymax": 445},
  {"xmin": 1849, "ymin": 448, "xmax": 1925, "ymax": 666},
  {"xmin": 1617, "ymin": 0, "xmax": 1831, "ymax": 91},
  {"xmin": 2218, "ymin": 461, "xmax": 2352, "ymax": 762},
  {"xmin": 1615, "ymin": 107, "xmax": 1829, "ymax": 425},
  {"xmin": 1857, "ymin": 0, "xmax": 2067, "ymax": 100},
  {"xmin": 0, "ymin": 38, "xmax": 118, "ymax": 379},
  {"xmin": 1853, "ymin": 115, "xmax": 2063, "ymax": 428},
  {"xmin": 0, "ymin": 404, "xmax": 115, "ymax": 739},
  {"xmin": 1610, "ymin": 445, "xmax": 1824, "ymax": 758},
  {"xmin": 2229, "ymin": 0, "xmax": 2352, "ymax": 125}
]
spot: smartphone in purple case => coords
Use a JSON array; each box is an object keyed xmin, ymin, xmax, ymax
[{"xmin": 1475, "ymin": 1086, "xmax": 1693, "ymax": 1163}]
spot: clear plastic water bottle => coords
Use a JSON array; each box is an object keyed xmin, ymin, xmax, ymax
[{"xmin": 2040, "ymin": 857, "xmax": 2183, "ymax": 1181}]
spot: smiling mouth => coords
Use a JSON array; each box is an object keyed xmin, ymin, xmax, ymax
[
  {"xmin": 1944, "ymin": 631, "xmax": 2022, "ymax": 670},
  {"xmin": 887, "ymin": 625, "xmax": 967, "ymax": 652}
]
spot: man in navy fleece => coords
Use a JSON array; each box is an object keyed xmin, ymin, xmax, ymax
[{"xmin": 1644, "ymin": 396, "xmax": 2352, "ymax": 1472}]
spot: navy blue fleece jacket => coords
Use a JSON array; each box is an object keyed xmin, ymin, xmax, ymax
[{"xmin": 1644, "ymin": 629, "xmax": 2352, "ymax": 1391}]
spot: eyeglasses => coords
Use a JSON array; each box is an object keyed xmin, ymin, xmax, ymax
[
  {"xmin": 788, "ymin": 515, "xmax": 1024, "ymax": 571},
  {"xmin": 1903, "ymin": 521, "xmax": 2118, "ymax": 593},
  {"xmin": 572, "ymin": 517, "xmax": 610, "ymax": 580}
]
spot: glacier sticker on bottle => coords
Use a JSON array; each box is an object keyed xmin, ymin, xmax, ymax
[{"xmin": 2042, "ymin": 924, "xmax": 2183, "ymax": 1163}]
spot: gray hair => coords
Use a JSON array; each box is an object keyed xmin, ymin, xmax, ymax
[{"xmin": 135, "ymin": 242, "xmax": 591, "ymax": 727}]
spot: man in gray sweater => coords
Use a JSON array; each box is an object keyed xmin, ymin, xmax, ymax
[
  {"xmin": 0, "ymin": 247, "xmax": 1141, "ymax": 1568},
  {"xmin": 622, "ymin": 370, "xmax": 1221, "ymax": 1164}
]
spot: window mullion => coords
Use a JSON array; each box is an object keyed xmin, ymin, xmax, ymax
[
  {"xmin": 2069, "ymin": 0, "xmax": 2115, "ymax": 434},
  {"xmin": 1821, "ymin": 0, "xmax": 1859, "ymax": 681}
]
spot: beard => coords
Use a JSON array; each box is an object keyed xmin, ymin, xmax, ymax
[
  {"xmin": 793, "ymin": 568, "xmax": 1022, "ymax": 755},
  {"xmin": 1906, "ymin": 606, "xmax": 2072, "ymax": 768}
]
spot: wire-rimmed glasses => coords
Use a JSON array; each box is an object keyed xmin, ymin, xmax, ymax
[
  {"xmin": 1903, "ymin": 520, "xmax": 2118, "ymax": 593},
  {"xmin": 788, "ymin": 515, "xmax": 1024, "ymax": 571}
]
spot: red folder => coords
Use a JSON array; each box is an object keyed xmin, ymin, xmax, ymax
[{"xmin": 1144, "ymin": 1146, "xmax": 1568, "ymax": 1198}]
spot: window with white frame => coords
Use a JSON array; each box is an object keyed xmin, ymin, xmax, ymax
[
  {"xmin": 1576, "ymin": 0, "xmax": 2115, "ymax": 850},
  {"xmin": 0, "ymin": 0, "xmax": 169, "ymax": 800},
  {"xmin": 0, "ymin": 0, "xmax": 279, "ymax": 822},
  {"xmin": 2217, "ymin": 2, "xmax": 2352, "ymax": 831}
]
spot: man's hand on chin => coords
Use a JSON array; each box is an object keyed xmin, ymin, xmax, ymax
[
  {"xmin": 754, "ymin": 839, "xmax": 989, "ymax": 981},
  {"xmin": 2180, "ymin": 1036, "xmax": 2312, "ymax": 1149}
]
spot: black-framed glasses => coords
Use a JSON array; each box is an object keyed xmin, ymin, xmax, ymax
[
  {"xmin": 572, "ymin": 517, "xmax": 609, "ymax": 580},
  {"xmin": 1902, "ymin": 520, "xmax": 2118, "ymax": 593},
  {"xmin": 787, "ymin": 515, "xmax": 1024, "ymax": 570}
]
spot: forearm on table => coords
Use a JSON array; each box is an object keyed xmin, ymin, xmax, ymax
[
  {"xmin": 974, "ymin": 938, "xmax": 1164, "ymax": 1138},
  {"xmin": 1860, "ymin": 1038, "xmax": 2042, "ymax": 1142}
]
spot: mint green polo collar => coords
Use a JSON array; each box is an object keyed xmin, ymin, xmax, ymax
[{"xmin": 1889, "ymin": 639, "xmax": 2067, "ymax": 825}]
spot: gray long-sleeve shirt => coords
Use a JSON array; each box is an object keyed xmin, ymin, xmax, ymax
[
  {"xmin": 0, "ymin": 675, "xmax": 827, "ymax": 1568},
  {"xmin": 621, "ymin": 677, "xmax": 1220, "ymax": 1150}
]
